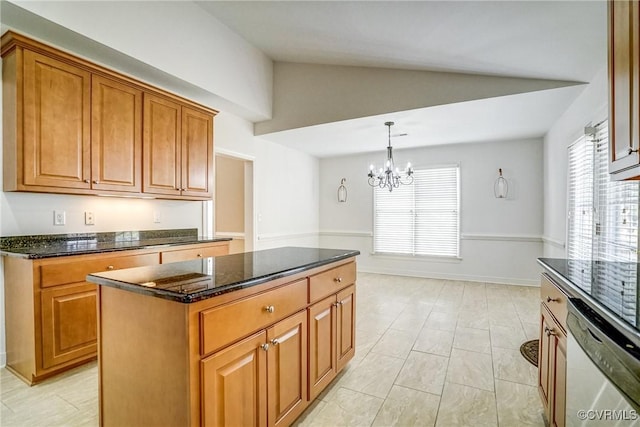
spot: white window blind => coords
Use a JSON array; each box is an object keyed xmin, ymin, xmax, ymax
[
  {"xmin": 566, "ymin": 120, "xmax": 639, "ymax": 324},
  {"xmin": 567, "ymin": 121, "xmax": 640, "ymax": 262},
  {"xmin": 593, "ymin": 123, "xmax": 639, "ymax": 262},
  {"xmin": 566, "ymin": 134, "xmax": 594, "ymax": 261},
  {"xmin": 592, "ymin": 123, "xmax": 638, "ymax": 324},
  {"xmin": 373, "ymin": 166, "xmax": 459, "ymax": 257}
]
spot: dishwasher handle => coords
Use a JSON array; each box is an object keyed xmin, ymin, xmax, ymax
[{"xmin": 567, "ymin": 298, "xmax": 640, "ymax": 411}]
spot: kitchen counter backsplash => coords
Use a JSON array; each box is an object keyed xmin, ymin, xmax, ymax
[{"xmin": 0, "ymin": 228, "xmax": 230, "ymax": 259}]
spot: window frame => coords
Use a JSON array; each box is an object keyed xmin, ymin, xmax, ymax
[{"xmin": 371, "ymin": 163, "xmax": 461, "ymax": 260}]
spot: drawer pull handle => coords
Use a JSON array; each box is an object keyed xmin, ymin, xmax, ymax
[
  {"xmin": 544, "ymin": 326, "xmax": 556, "ymax": 337},
  {"xmin": 107, "ymin": 265, "xmax": 114, "ymax": 270},
  {"xmin": 629, "ymin": 147, "xmax": 639, "ymax": 155},
  {"xmin": 546, "ymin": 296, "xmax": 559, "ymax": 303},
  {"xmin": 271, "ymin": 339, "xmax": 279, "ymax": 346},
  {"xmin": 265, "ymin": 305, "xmax": 275, "ymax": 313},
  {"xmin": 334, "ymin": 277, "xmax": 343, "ymax": 283},
  {"xmin": 261, "ymin": 343, "xmax": 269, "ymax": 351}
]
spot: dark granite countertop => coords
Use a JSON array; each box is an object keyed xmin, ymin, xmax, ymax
[
  {"xmin": 0, "ymin": 228, "xmax": 231, "ymax": 259},
  {"xmin": 538, "ymin": 258, "xmax": 640, "ymax": 346},
  {"xmin": 87, "ymin": 247, "xmax": 360, "ymax": 303}
]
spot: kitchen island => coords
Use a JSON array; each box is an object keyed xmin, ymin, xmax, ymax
[{"xmin": 87, "ymin": 247, "xmax": 359, "ymax": 427}]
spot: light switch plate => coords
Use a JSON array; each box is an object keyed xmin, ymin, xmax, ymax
[
  {"xmin": 153, "ymin": 212, "xmax": 161, "ymax": 223},
  {"xmin": 85, "ymin": 211, "xmax": 95, "ymax": 225},
  {"xmin": 54, "ymin": 210, "xmax": 66, "ymax": 226}
]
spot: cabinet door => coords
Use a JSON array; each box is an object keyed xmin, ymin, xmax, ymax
[
  {"xmin": 308, "ymin": 295, "xmax": 337, "ymax": 400},
  {"xmin": 201, "ymin": 330, "xmax": 267, "ymax": 427},
  {"xmin": 181, "ymin": 107, "xmax": 213, "ymax": 198},
  {"xmin": 143, "ymin": 93, "xmax": 181, "ymax": 196},
  {"xmin": 91, "ymin": 75, "xmax": 142, "ymax": 192},
  {"xmin": 23, "ymin": 50, "xmax": 91, "ymax": 189},
  {"xmin": 551, "ymin": 330, "xmax": 567, "ymax": 427},
  {"xmin": 267, "ymin": 311, "xmax": 308, "ymax": 427},
  {"xmin": 609, "ymin": 0, "xmax": 640, "ymax": 178},
  {"xmin": 336, "ymin": 285, "xmax": 356, "ymax": 372},
  {"xmin": 538, "ymin": 306, "xmax": 552, "ymax": 410},
  {"xmin": 41, "ymin": 283, "xmax": 97, "ymax": 369}
]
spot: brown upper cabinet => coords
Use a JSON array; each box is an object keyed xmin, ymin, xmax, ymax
[
  {"xmin": 608, "ymin": 0, "xmax": 640, "ymax": 180},
  {"xmin": 22, "ymin": 50, "xmax": 92, "ymax": 190},
  {"xmin": 143, "ymin": 95, "xmax": 213, "ymax": 198},
  {"xmin": 1, "ymin": 31, "xmax": 217, "ymax": 200},
  {"xmin": 92, "ymin": 75, "xmax": 143, "ymax": 193}
]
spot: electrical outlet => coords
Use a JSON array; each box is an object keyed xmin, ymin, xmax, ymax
[
  {"xmin": 85, "ymin": 211, "xmax": 95, "ymax": 225},
  {"xmin": 53, "ymin": 210, "xmax": 66, "ymax": 226},
  {"xmin": 153, "ymin": 211, "xmax": 161, "ymax": 223}
]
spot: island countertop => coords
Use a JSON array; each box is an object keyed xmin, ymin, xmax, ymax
[{"xmin": 87, "ymin": 247, "xmax": 360, "ymax": 303}]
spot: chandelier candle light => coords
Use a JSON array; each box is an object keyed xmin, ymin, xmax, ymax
[{"xmin": 367, "ymin": 121, "xmax": 414, "ymax": 192}]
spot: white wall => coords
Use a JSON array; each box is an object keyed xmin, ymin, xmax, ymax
[
  {"xmin": 542, "ymin": 66, "xmax": 608, "ymax": 258},
  {"xmin": 319, "ymin": 138, "xmax": 544, "ymax": 285}
]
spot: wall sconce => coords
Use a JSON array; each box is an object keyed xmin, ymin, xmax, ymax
[
  {"xmin": 494, "ymin": 168, "xmax": 508, "ymax": 199},
  {"xmin": 337, "ymin": 178, "xmax": 347, "ymax": 203}
]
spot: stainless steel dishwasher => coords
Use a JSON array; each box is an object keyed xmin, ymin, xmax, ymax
[{"xmin": 566, "ymin": 298, "xmax": 640, "ymax": 426}]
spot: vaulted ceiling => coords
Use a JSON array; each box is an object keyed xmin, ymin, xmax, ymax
[{"xmin": 199, "ymin": 1, "xmax": 606, "ymax": 157}]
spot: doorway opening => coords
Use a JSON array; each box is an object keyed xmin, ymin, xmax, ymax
[{"xmin": 212, "ymin": 151, "xmax": 254, "ymax": 254}]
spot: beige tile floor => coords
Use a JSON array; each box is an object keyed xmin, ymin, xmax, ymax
[{"xmin": 0, "ymin": 273, "xmax": 544, "ymax": 427}]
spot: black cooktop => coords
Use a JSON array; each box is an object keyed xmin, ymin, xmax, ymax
[{"xmin": 539, "ymin": 258, "xmax": 639, "ymax": 337}]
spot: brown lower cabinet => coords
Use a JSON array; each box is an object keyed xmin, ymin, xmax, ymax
[
  {"xmin": 538, "ymin": 274, "xmax": 567, "ymax": 427},
  {"xmin": 97, "ymin": 258, "xmax": 357, "ymax": 427},
  {"xmin": 308, "ymin": 285, "xmax": 356, "ymax": 400},
  {"xmin": 3, "ymin": 241, "xmax": 229, "ymax": 385},
  {"xmin": 201, "ymin": 310, "xmax": 308, "ymax": 427}
]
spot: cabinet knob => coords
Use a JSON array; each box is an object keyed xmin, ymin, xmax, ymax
[
  {"xmin": 333, "ymin": 301, "xmax": 343, "ymax": 307},
  {"xmin": 334, "ymin": 277, "xmax": 343, "ymax": 283},
  {"xmin": 197, "ymin": 253, "xmax": 203, "ymax": 257},
  {"xmin": 107, "ymin": 265, "xmax": 114, "ymax": 270},
  {"xmin": 261, "ymin": 343, "xmax": 269, "ymax": 351},
  {"xmin": 271, "ymin": 339, "xmax": 279, "ymax": 346},
  {"xmin": 93, "ymin": 180, "xmax": 100, "ymax": 184},
  {"xmin": 544, "ymin": 326, "xmax": 556, "ymax": 337},
  {"xmin": 265, "ymin": 305, "xmax": 275, "ymax": 313},
  {"xmin": 84, "ymin": 179, "xmax": 90, "ymax": 184},
  {"xmin": 546, "ymin": 296, "xmax": 559, "ymax": 303},
  {"xmin": 628, "ymin": 147, "xmax": 639, "ymax": 155}
]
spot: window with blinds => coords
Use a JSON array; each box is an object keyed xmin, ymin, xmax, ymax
[
  {"xmin": 373, "ymin": 165, "xmax": 460, "ymax": 257},
  {"xmin": 566, "ymin": 121, "xmax": 639, "ymax": 325},
  {"xmin": 567, "ymin": 134, "xmax": 595, "ymax": 261}
]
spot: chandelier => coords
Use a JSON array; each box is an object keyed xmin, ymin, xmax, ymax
[{"xmin": 367, "ymin": 121, "xmax": 413, "ymax": 192}]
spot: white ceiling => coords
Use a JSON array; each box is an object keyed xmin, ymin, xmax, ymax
[{"xmin": 198, "ymin": 1, "xmax": 607, "ymax": 157}]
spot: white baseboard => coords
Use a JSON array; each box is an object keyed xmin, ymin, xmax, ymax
[
  {"xmin": 357, "ymin": 266, "xmax": 539, "ymax": 287},
  {"xmin": 0, "ymin": 352, "xmax": 6, "ymax": 368}
]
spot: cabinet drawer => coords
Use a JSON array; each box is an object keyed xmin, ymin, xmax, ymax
[
  {"xmin": 541, "ymin": 274, "xmax": 568, "ymax": 331},
  {"xmin": 200, "ymin": 279, "xmax": 307, "ymax": 356},
  {"xmin": 161, "ymin": 244, "xmax": 228, "ymax": 263},
  {"xmin": 40, "ymin": 253, "xmax": 159, "ymax": 288},
  {"xmin": 309, "ymin": 262, "xmax": 356, "ymax": 303}
]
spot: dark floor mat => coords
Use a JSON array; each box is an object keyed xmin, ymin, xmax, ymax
[{"xmin": 520, "ymin": 339, "xmax": 538, "ymax": 367}]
